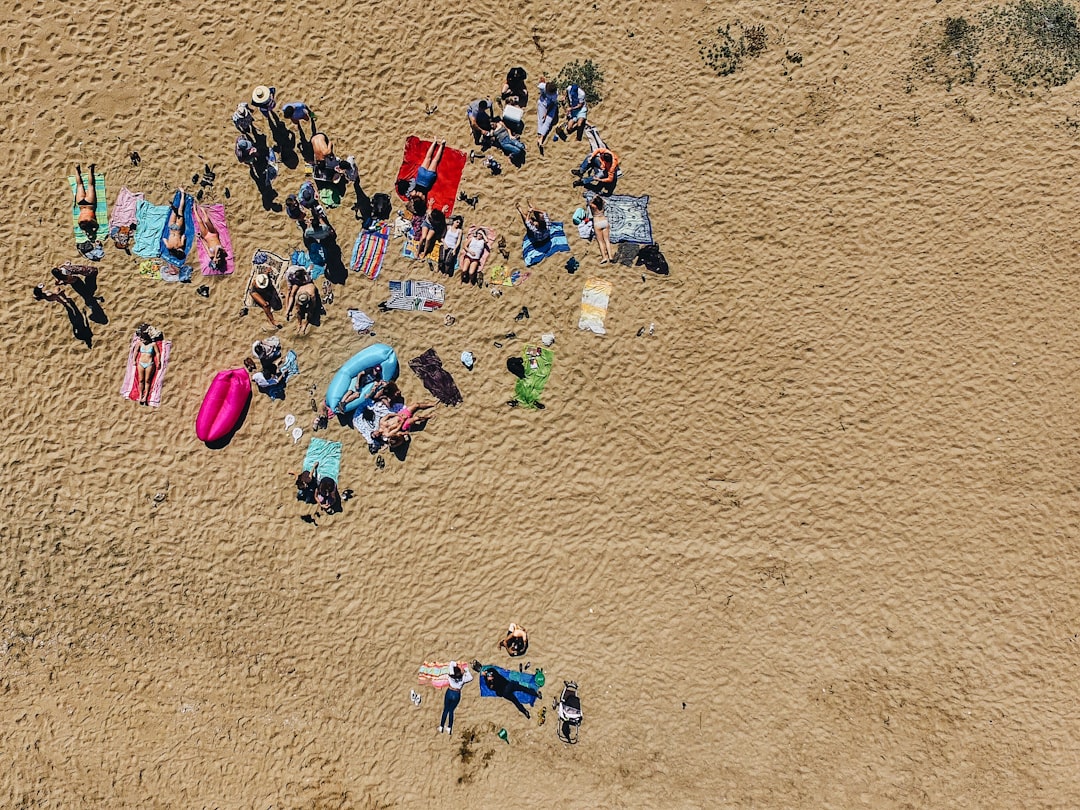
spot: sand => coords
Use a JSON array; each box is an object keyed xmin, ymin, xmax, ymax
[{"xmin": 3, "ymin": 0, "xmax": 1080, "ymax": 805}]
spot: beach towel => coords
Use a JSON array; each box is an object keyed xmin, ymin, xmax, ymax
[
  {"xmin": 303, "ymin": 437, "xmax": 342, "ymax": 483},
  {"xmin": 383, "ymin": 280, "xmax": 444, "ymax": 312},
  {"xmin": 244, "ymin": 249, "xmax": 289, "ymax": 310},
  {"xmin": 347, "ymin": 309, "xmax": 375, "ymax": 333},
  {"xmin": 290, "ymin": 247, "xmax": 324, "ymax": 282},
  {"xmin": 159, "ymin": 190, "xmax": 195, "ymax": 270},
  {"xmin": 133, "ymin": 199, "xmax": 169, "ymax": 258},
  {"xmin": 418, "ymin": 660, "xmax": 470, "ymax": 689},
  {"xmin": 67, "ymin": 172, "xmax": 108, "ymax": 244},
  {"xmin": 585, "ymin": 125, "xmax": 607, "ymax": 152},
  {"xmin": 578, "ymin": 277, "xmax": 613, "ymax": 335},
  {"xmin": 350, "ymin": 223, "xmax": 390, "ymax": 280},
  {"xmin": 600, "ymin": 194, "xmax": 653, "ymax": 244},
  {"xmin": 614, "ymin": 242, "xmax": 642, "ymax": 266},
  {"xmin": 352, "ymin": 400, "xmax": 403, "ymax": 447},
  {"xmin": 120, "ymin": 333, "xmax": 172, "ymax": 408},
  {"xmin": 109, "ymin": 186, "xmax": 142, "ymax": 229},
  {"xmin": 409, "ymin": 348, "xmax": 462, "ymax": 406},
  {"xmin": 486, "ymin": 264, "xmax": 530, "ymax": 287},
  {"xmin": 256, "ymin": 350, "xmax": 298, "ymax": 400},
  {"xmin": 513, "ymin": 345, "xmax": 554, "ymax": 409},
  {"xmin": 522, "ymin": 221, "xmax": 571, "ymax": 267},
  {"xmin": 395, "ymin": 136, "xmax": 468, "ymax": 215},
  {"xmin": 477, "ymin": 666, "xmax": 540, "ymax": 706},
  {"xmin": 196, "ymin": 204, "xmax": 235, "ymax": 276},
  {"xmin": 403, "ymin": 235, "xmax": 439, "ymax": 261},
  {"xmin": 138, "ymin": 258, "xmax": 163, "ymax": 280}
]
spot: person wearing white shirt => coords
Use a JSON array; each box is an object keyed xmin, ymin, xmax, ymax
[{"xmin": 439, "ymin": 662, "xmax": 473, "ymax": 735}]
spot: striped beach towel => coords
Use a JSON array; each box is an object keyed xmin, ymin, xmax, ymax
[
  {"xmin": 383, "ymin": 280, "xmax": 444, "ymax": 311},
  {"xmin": 418, "ymin": 660, "xmax": 470, "ymax": 689},
  {"xmin": 522, "ymin": 221, "xmax": 570, "ymax": 267},
  {"xmin": 578, "ymin": 277, "xmax": 613, "ymax": 335},
  {"xmin": 351, "ymin": 223, "xmax": 390, "ymax": 279},
  {"xmin": 120, "ymin": 333, "xmax": 172, "ymax": 408},
  {"xmin": 196, "ymin": 204, "xmax": 235, "ymax": 275},
  {"xmin": 67, "ymin": 172, "xmax": 108, "ymax": 243}
]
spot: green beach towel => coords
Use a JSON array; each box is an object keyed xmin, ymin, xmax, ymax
[
  {"xmin": 67, "ymin": 172, "xmax": 108, "ymax": 243},
  {"xmin": 303, "ymin": 437, "xmax": 342, "ymax": 482},
  {"xmin": 513, "ymin": 346, "xmax": 553, "ymax": 409}
]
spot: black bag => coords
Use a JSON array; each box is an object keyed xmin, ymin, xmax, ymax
[
  {"xmin": 636, "ymin": 243, "xmax": 669, "ymax": 275},
  {"xmin": 371, "ymin": 193, "xmax": 392, "ymax": 221}
]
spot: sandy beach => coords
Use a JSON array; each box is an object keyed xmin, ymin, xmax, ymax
[{"xmin": 3, "ymin": 0, "xmax": 1080, "ymax": 806}]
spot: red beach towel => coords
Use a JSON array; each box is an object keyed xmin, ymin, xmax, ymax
[{"xmin": 395, "ymin": 137, "xmax": 467, "ymax": 216}]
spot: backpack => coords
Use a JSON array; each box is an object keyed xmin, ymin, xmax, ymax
[
  {"xmin": 371, "ymin": 193, "xmax": 391, "ymax": 221},
  {"xmin": 110, "ymin": 224, "xmax": 133, "ymax": 251},
  {"xmin": 636, "ymin": 243, "xmax": 669, "ymax": 275}
]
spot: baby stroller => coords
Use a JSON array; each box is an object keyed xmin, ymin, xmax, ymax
[{"xmin": 554, "ymin": 681, "xmax": 582, "ymax": 744}]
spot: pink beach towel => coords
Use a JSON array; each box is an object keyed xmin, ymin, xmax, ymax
[
  {"xmin": 196, "ymin": 204, "xmax": 235, "ymax": 275},
  {"xmin": 418, "ymin": 659, "xmax": 470, "ymax": 689},
  {"xmin": 120, "ymin": 333, "xmax": 172, "ymax": 407},
  {"xmin": 110, "ymin": 186, "xmax": 143, "ymax": 229},
  {"xmin": 465, "ymin": 225, "xmax": 498, "ymax": 277}
]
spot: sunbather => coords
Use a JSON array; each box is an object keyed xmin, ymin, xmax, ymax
[
  {"xmin": 459, "ymin": 227, "xmax": 490, "ymax": 285},
  {"xmin": 480, "ymin": 666, "xmax": 540, "ymax": 719},
  {"xmin": 250, "ymin": 272, "xmax": 282, "ymax": 329},
  {"xmin": 491, "ymin": 121, "xmax": 526, "ymax": 165},
  {"xmin": 516, "ymin": 200, "xmax": 551, "ymax": 244},
  {"xmin": 589, "ymin": 196, "xmax": 613, "ymax": 263},
  {"xmin": 73, "ymin": 164, "xmax": 99, "ymax": 239},
  {"xmin": 194, "ymin": 205, "xmax": 228, "ymax": 272},
  {"xmin": 499, "ymin": 623, "xmax": 529, "ymax": 657},
  {"xmin": 395, "ymin": 140, "xmax": 445, "ymax": 216},
  {"xmin": 439, "ymin": 215, "xmax": 464, "ymax": 276},
  {"xmin": 163, "ymin": 191, "xmax": 188, "ymax": 259},
  {"xmin": 573, "ymin": 147, "xmax": 620, "ymax": 194},
  {"xmin": 418, "ymin": 208, "xmax": 447, "ymax": 259},
  {"xmin": 373, "ymin": 401, "xmax": 436, "ymax": 446},
  {"xmin": 134, "ymin": 331, "xmax": 158, "ymax": 406},
  {"xmin": 536, "ymin": 80, "xmax": 559, "ymax": 153},
  {"xmin": 334, "ymin": 369, "xmax": 380, "ymax": 414}
]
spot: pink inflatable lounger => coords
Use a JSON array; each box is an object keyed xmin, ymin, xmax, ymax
[{"xmin": 195, "ymin": 368, "xmax": 251, "ymax": 442}]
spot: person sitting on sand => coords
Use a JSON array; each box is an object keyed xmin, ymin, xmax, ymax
[
  {"xmin": 555, "ymin": 83, "xmax": 588, "ymax": 141},
  {"xmin": 516, "ymin": 199, "xmax": 551, "ymax": 244},
  {"xmin": 134, "ymin": 329, "xmax": 158, "ymax": 406},
  {"xmin": 458, "ymin": 226, "xmax": 490, "ymax": 285},
  {"xmin": 438, "ymin": 215, "xmax": 464, "ymax": 276},
  {"xmin": 490, "ymin": 121, "xmax": 526, "ymax": 165},
  {"xmin": 285, "ymin": 194, "xmax": 308, "ymax": 231},
  {"xmin": 373, "ymin": 401, "xmax": 437, "ymax": 446},
  {"xmin": 479, "ymin": 666, "xmax": 540, "ymax": 719},
  {"xmin": 536, "ymin": 79, "xmax": 559, "ymax": 153},
  {"xmin": 588, "ymin": 196, "xmax": 613, "ymax": 264},
  {"xmin": 291, "ymin": 467, "xmax": 319, "ymax": 503},
  {"xmin": 194, "ymin": 204, "xmax": 227, "ymax": 272},
  {"xmin": 315, "ymin": 477, "xmax": 341, "ymax": 513},
  {"xmin": 73, "ymin": 163, "xmax": 99, "ymax": 239},
  {"xmin": 304, "ymin": 207, "xmax": 336, "ymax": 244},
  {"xmin": 501, "ymin": 66, "xmax": 529, "ymax": 108},
  {"xmin": 573, "ymin": 147, "xmax": 620, "ymax": 194},
  {"xmin": 250, "ymin": 272, "xmax": 282, "ymax": 329},
  {"xmin": 499, "ymin": 623, "xmax": 529, "ymax": 657},
  {"xmin": 163, "ymin": 190, "xmax": 188, "ymax": 259},
  {"xmin": 418, "ymin": 208, "xmax": 447, "ymax": 260},
  {"xmin": 244, "ymin": 356, "xmax": 284, "ymax": 394},
  {"xmin": 395, "ymin": 140, "xmax": 446, "ymax": 216},
  {"xmin": 466, "ymin": 99, "xmax": 495, "ymax": 146}
]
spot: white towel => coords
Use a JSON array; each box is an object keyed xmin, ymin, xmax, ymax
[{"xmin": 348, "ymin": 308, "xmax": 375, "ymax": 333}]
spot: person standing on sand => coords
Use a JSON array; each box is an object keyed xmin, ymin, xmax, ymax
[{"xmin": 439, "ymin": 662, "xmax": 472, "ymax": 735}]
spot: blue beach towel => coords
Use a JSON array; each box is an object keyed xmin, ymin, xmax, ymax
[
  {"xmin": 132, "ymin": 199, "xmax": 169, "ymax": 258},
  {"xmin": 522, "ymin": 221, "xmax": 570, "ymax": 267},
  {"xmin": 303, "ymin": 437, "xmax": 341, "ymax": 483},
  {"xmin": 290, "ymin": 248, "xmax": 324, "ymax": 281},
  {"xmin": 478, "ymin": 666, "xmax": 540, "ymax": 706},
  {"xmin": 159, "ymin": 190, "xmax": 195, "ymax": 270}
]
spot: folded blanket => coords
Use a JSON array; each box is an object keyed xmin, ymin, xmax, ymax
[
  {"xmin": 578, "ymin": 277, "xmax": 613, "ymax": 335},
  {"xmin": 347, "ymin": 309, "xmax": 375, "ymax": 333},
  {"xmin": 160, "ymin": 190, "xmax": 195, "ymax": 269},
  {"xmin": 120, "ymin": 333, "xmax": 172, "ymax": 408},
  {"xmin": 67, "ymin": 172, "xmax": 108, "ymax": 244},
  {"xmin": 418, "ymin": 660, "xmax": 470, "ymax": 689},
  {"xmin": 352, "ymin": 401, "xmax": 403, "ymax": 447},
  {"xmin": 351, "ymin": 223, "xmax": 390, "ymax": 280},
  {"xmin": 303, "ymin": 437, "xmax": 342, "ymax": 483},
  {"xmin": 395, "ymin": 137, "xmax": 468, "ymax": 216},
  {"xmin": 486, "ymin": 264, "xmax": 530, "ymax": 287},
  {"xmin": 196, "ymin": 204, "xmax": 235, "ymax": 275},
  {"xmin": 133, "ymin": 199, "xmax": 169, "ymax": 258},
  {"xmin": 523, "ymin": 221, "xmax": 570, "ymax": 267},
  {"xmin": 409, "ymin": 348, "xmax": 462, "ymax": 406},
  {"xmin": 478, "ymin": 666, "xmax": 540, "ymax": 706},
  {"xmin": 513, "ymin": 346, "xmax": 554, "ymax": 409},
  {"xmin": 384, "ymin": 280, "xmax": 444, "ymax": 311},
  {"xmin": 109, "ymin": 186, "xmax": 142, "ymax": 229},
  {"xmin": 595, "ymin": 193, "xmax": 653, "ymax": 244}
]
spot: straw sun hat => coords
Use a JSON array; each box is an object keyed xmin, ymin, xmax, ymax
[
  {"xmin": 252, "ymin": 86, "xmax": 272, "ymax": 105},
  {"xmin": 253, "ymin": 273, "xmax": 269, "ymax": 289}
]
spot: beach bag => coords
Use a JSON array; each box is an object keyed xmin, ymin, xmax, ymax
[
  {"xmin": 636, "ymin": 243, "xmax": 669, "ymax": 275},
  {"xmin": 110, "ymin": 224, "xmax": 133, "ymax": 251},
  {"xmin": 77, "ymin": 240, "xmax": 105, "ymax": 261},
  {"xmin": 371, "ymin": 193, "xmax": 392, "ymax": 221}
]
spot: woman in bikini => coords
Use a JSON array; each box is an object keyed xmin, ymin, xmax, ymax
[
  {"xmin": 193, "ymin": 204, "xmax": 227, "ymax": 272},
  {"xmin": 135, "ymin": 331, "xmax": 158, "ymax": 406},
  {"xmin": 588, "ymin": 196, "xmax": 613, "ymax": 264},
  {"xmin": 73, "ymin": 163, "xmax": 100, "ymax": 239},
  {"xmin": 395, "ymin": 140, "xmax": 446, "ymax": 216},
  {"xmin": 458, "ymin": 226, "xmax": 489, "ymax": 285},
  {"xmin": 163, "ymin": 190, "xmax": 188, "ymax": 259}
]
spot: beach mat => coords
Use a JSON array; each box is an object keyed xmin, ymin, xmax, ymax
[
  {"xmin": 196, "ymin": 204, "xmax": 235, "ymax": 275},
  {"xmin": 578, "ymin": 277, "xmax": 613, "ymax": 335},
  {"xmin": 109, "ymin": 186, "xmax": 142, "ymax": 230},
  {"xmin": 513, "ymin": 345, "xmax": 553, "ymax": 409},
  {"xmin": 244, "ymin": 249, "xmax": 289, "ymax": 310},
  {"xmin": 383, "ymin": 280, "xmax": 444, "ymax": 311},
  {"xmin": 120, "ymin": 333, "xmax": 172, "ymax": 408},
  {"xmin": 478, "ymin": 666, "xmax": 540, "ymax": 706},
  {"xmin": 602, "ymin": 194, "xmax": 653, "ymax": 244},
  {"xmin": 160, "ymin": 190, "xmax": 195, "ymax": 270},
  {"xmin": 486, "ymin": 264, "xmax": 529, "ymax": 287},
  {"xmin": 351, "ymin": 223, "xmax": 390, "ymax": 279},
  {"xmin": 133, "ymin": 199, "xmax": 169, "ymax": 258},
  {"xmin": 395, "ymin": 137, "xmax": 467, "ymax": 216},
  {"xmin": 67, "ymin": 172, "xmax": 108, "ymax": 243},
  {"xmin": 403, "ymin": 235, "xmax": 439, "ymax": 261},
  {"xmin": 303, "ymin": 437, "xmax": 342, "ymax": 483},
  {"xmin": 352, "ymin": 401, "xmax": 403, "ymax": 447},
  {"xmin": 409, "ymin": 348, "xmax": 462, "ymax": 406},
  {"xmin": 418, "ymin": 660, "xmax": 470, "ymax": 689},
  {"xmin": 523, "ymin": 221, "xmax": 570, "ymax": 267}
]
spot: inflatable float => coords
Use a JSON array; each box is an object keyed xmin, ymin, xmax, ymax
[
  {"xmin": 325, "ymin": 343, "xmax": 398, "ymax": 414},
  {"xmin": 196, "ymin": 368, "xmax": 251, "ymax": 442}
]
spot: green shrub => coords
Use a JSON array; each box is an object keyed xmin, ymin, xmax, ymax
[
  {"xmin": 699, "ymin": 21, "xmax": 768, "ymax": 77},
  {"xmin": 556, "ymin": 59, "xmax": 605, "ymax": 105}
]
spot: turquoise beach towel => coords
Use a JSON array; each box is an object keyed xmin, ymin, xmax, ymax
[
  {"xmin": 522, "ymin": 221, "xmax": 570, "ymax": 267},
  {"xmin": 67, "ymin": 172, "xmax": 108, "ymax": 243},
  {"xmin": 133, "ymin": 199, "xmax": 169, "ymax": 258},
  {"xmin": 159, "ymin": 190, "xmax": 195, "ymax": 269},
  {"xmin": 303, "ymin": 437, "xmax": 341, "ymax": 483}
]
